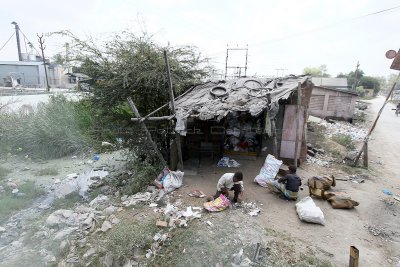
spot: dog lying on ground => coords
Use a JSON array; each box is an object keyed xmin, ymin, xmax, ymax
[
  {"xmin": 307, "ymin": 175, "xmax": 336, "ymax": 199},
  {"xmin": 326, "ymin": 195, "xmax": 359, "ymax": 209}
]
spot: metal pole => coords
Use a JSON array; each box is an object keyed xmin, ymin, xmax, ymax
[
  {"xmin": 225, "ymin": 45, "xmax": 228, "ymax": 80},
  {"xmin": 244, "ymin": 45, "xmax": 248, "ymax": 77},
  {"xmin": 294, "ymin": 82, "xmax": 301, "ymax": 167},
  {"xmin": 354, "ymin": 73, "xmax": 400, "ymax": 165},
  {"xmin": 164, "ymin": 50, "xmax": 184, "ymax": 170},
  {"xmin": 37, "ymin": 34, "xmax": 50, "ymax": 91},
  {"xmin": 127, "ymin": 97, "xmax": 167, "ymax": 166},
  {"xmin": 11, "ymin": 22, "xmax": 22, "ymax": 61}
]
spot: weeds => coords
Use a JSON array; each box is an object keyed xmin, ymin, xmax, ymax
[
  {"xmin": 331, "ymin": 134, "xmax": 355, "ymax": 149},
  {"xmin": 0, "ymin": 165, "xmax": 10, "ymax": 181},
  {"xmin": 0, "ymin": 180, "xmax": 45, "ymax": 222},
  {"xmin": 0, "ymin": 95, "xmax": 96, "ymax": 159},
  {"xmin": 34, "ymin": 167, "xmax": 59, "ymax": 176},
  {"xmin": 51, "ymin": 192, "xmax": 82, "ymax": 210},
  {"xmin": 106, "ymin": 220, "xmax": 158, "ymax": 260}
]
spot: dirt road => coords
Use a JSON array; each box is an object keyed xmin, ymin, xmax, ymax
[{"xmin": 184, "ymin": 96, "xmax": 400, "ymax": 266}]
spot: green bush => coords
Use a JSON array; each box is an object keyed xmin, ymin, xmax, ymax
[
  {"xmin": 0, "ymin": 166, "xmax": 10, "ymax": 181},
  {"xmin": 332, "ymin": 134, "xmax": 355, "ymax": 149},
  {"xmin": 0, "ymin": 95, "xmax": 97, "ymax": 159}
]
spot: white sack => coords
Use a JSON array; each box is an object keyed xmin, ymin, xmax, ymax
[
  {"xmin": 163, "ymin": 171, "xmax": 184, "ymax": 193},
  {"xmin": 295, "ymin": 196, "xmax": 325, "ymax": 225},
  {"xmin": 254, "ymin": 154, "xmax": 282, "ymax": 187}
]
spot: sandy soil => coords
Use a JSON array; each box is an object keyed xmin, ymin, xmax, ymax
[{"xmin": 183, "ymin": 96, "xmax": 400, "ymax": 267}]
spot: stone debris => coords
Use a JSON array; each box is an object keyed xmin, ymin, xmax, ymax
[
  {"xmin": 232, "ymin": 248, "xmax": 253, "ymax": 267},
  {"xmin": 89, "ymin": 195, "xmax": 111, "ymax": 210},
  {"xmin": 234, "ymin": 202, "xmax": 262, "ymax": 217},
  {"xmin": 83, "ymin": 247, "xmax": 96, "ymax": 259},
  {"xmin": 121, "ymin": 192, "xmax": 152, "ymax": 207},
  {"xmin": 101, "ymin": 221, "xmax": 112, "ymax": 232},
  {"xmin": 156, "ymin": 220, "xmax": 168, "ymax": 228},
  {"xmin": 318, "ymin": 119, "xmax": 367, "ymax": 141}
]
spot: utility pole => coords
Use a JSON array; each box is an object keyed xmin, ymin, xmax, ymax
[
  {"xmin": 11, "ymin": 21, "xmax": 22, "ymax": 61},
  {"xmin": 37, "ymin": 34, "xmax": 50, "ymax": 91},
  {"xmin": 352, "ymin": 61, "xmax": 360, "ymax": 91}
]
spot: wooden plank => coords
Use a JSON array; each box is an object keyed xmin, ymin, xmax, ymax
[
  {"xmin": 127, "ymin": 97, "xmax": 167, "ymax": 166},
  {"xmin": 131, "ymin": 115, "xmax": 175, "ymax": 122},
  {"xmin": 349, "ymin": 246, "xmax": 359, "ymax": 267},
  {"xmin": 280, "ymin": 105, "xmax": 304, "ymax": 159},
  {"xmin": 363, "ymin": 142, "xmax": 368, "ymax": 168},
  {"xmin": 294, "ymin": 82, "xmax": 301, "ymax": 167}
]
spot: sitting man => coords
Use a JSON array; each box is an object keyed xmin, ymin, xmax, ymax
[
  {"xmin": 214, "ymin": 172, "xmax": 244, "ymax": 203},
  {"xmin": 271, "ymin": 165, "xmax": 301, "ymax": 200}
]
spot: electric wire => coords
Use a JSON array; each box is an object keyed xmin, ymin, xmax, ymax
[{"xmin": 0, "ymin": 32, "xmax": 16, "ymax": 53}]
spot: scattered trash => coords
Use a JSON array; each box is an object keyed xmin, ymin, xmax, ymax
[
  {"xmin": 248, "ymin": 208, "xmax": 261, "ymax": 216},
  {"xmin": 382, "ymin": 189, "xmax": 393, "ymax": 196},
  {"xmin": 348, "ymin": 174, "xmax": 368, "ymax": 184},
  {"xmin": 204, "ymin": 194, "xmax": 230, "ymax": 212},
  {"xmin": 295, "ymin": 196, "xmax": 325, "ymax": 225},
  {"xmin": 206, "ymin": 221, "xmax": 213, "ymax": 227},
  {"xmin": 93, "ymin": 154, "xmax": 100, "ymax": 161},
  {"xmin": 254, "ymin": 154, "xmax": 282, "ymax": 187},
  {"xmin": 188, "ymin": 189, "xmax": 206, "ymax": 198},
  {"xmin": 149, "ymin": 203, "xmax": 158, "ymax": 207},
  {"xmin": 394, "ymin": 196, "xmax": 400, "ymax": 202},
  {"xmin": 154, "ymin": 167, "xmax": 184, "ymax": 193},
  {"xmin": 101, "ymin": 141, "xmax": 113, "ymax": 146},
  {"xmin": 217, "ymin": 156, "xmax": 240, "ymax": 168}
]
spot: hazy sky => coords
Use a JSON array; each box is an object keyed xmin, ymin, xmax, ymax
[{"xmin": 1, "ymin": 0, "xmax": 399, "ymax": 78}]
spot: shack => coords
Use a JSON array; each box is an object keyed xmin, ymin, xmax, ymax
[
  {"xmin": 130, "ymin": 75, "xmax": 313, "ymax": 170},
  {"xmin": 309, "ymin": 85, "xmax": 358, "ymax": 122}
]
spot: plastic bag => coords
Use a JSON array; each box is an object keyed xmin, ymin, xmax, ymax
[
  {"xmin": 203, "ymin": 194, "xmax": 230, "ymax": 212},
  {"xmin": 295, "ymin": 196, "xmax": 325, "ymax": 225},
  {"xmin": 162, "ymin": 171, "xmax": 184, "ymax": 193},
  {"xmin": 254, "ymin": 154, "xmax": 282, "ymax": 187}
]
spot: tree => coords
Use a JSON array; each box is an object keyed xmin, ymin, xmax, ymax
[
  {"xmin": 303, "ymin": 65, "xmax": 330, "ymax": 77},
  {"xmin": 50, "ymin": 30, "xmax": 214, "ymax": 163},
  {"xmin": 360, "ymin": 76, "xmax": 381, "ymax": 95}
]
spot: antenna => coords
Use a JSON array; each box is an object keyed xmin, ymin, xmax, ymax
[{"xmin": 224, "ymin": 44, "xmax": 248, "ymax": 79}]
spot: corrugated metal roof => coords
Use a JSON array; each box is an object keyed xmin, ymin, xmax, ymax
[{"xmin": 311, "ymin": 77, "xmax": 348, "ymax": 88}]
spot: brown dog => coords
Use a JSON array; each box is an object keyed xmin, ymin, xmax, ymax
[{"xmin": 327, "ymin": 196, "xmax": 359, "ymax": 209}]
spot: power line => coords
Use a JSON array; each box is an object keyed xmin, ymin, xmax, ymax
[
  {"xmin": 0, "ymin": 32, "xmax": 16, "ymax": 53},
  {"xmin": 207, "ymin": 4, "xmax": 400, "ymax": 58},
  {"xmin": 19, "ymin": 28, "xmax": 41, "ymax": 55}
]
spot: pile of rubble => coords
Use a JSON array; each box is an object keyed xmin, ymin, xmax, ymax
[
  {"xmin": 318, "ymin": 120, "xmax": 367, "ymax": 142},
  {"xmin": 306, "ymin": 144, "xmax": 333, "ymax": 167}
]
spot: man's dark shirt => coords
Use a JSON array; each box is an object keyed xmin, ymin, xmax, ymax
[{"xmin": 278, "ymin": 173, "xmax": 301, "ymax": 192}]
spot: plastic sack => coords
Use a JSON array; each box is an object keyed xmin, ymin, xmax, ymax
[
  {"xmin": 203, "ymin": 194, "xmax": 230, "ymax": 212},
  {"xmin": 162, "ymin": 171, "xmax": 184, "ymax": 193},
  {"xmin": 254, "ymin": 154, "xmax": 282, "ymax": 187},
  {"xmin": 295, "ymin": 196, "xmax": 325, "ymax": 225}
]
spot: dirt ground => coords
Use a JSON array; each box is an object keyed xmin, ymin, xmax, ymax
[
  {"xmin": 183, "ymin": 96, "xmax": 400, "ymax": 267},
  {"xmin": 1, "ymin": 97, "xmax": 399, "ymax": 266}
]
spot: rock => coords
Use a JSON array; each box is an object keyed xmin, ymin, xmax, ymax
[
  {"xmin": 12, "ymin": 188, "xmax": 19, "ymax": 194},
  {"xmin": 234, "ymin": 223, "xmax": 239, "ymax": 228},
  {"xmin": 44, "ymin": 254, "xmax": 56, "ymax": 263},
  {"xmin": 54, "ymin": 227, "xmax": 78, "ymax": 240},
  {"xmin": 156, "ymin": 221, "xmax": 168, "ymax": 228},
  {"xmin": 89, "ymin": 195, "xmax": 110, "ymax": 210},
  {"xmin": 60, "ymin": 240, "xmax": 69, "ymax": 251},
  {"xmin": 100, "ymin": 185, "xmax": 112, "ymax": 194},
  {"xmin": 102, "ymin": 253, "xmax": 114, "ymax": 267},
  {"xmin": 46, "ymin": 209, "xmax": 78, "ymax": 228},
  {"xmin": 0, "ymin": 226, "xmax": 5, "ymax": 233},
  {"xmin": 81, "ymin": 213, "xmax": 95, "ymax": 230},
  {"xmin": 147, "ymin": 186, "xmax": 156, "ymax": 193},
  {"xmin": 54, "ymin": 179, "xmax": 61, "ymax": 184},
  {"xmin": 83, "ymin": 247, "xmax": 96, "ymax": 259},
  {"xmin": 101, "ymin": 221, "xmax": 112, "ymax": 232},
  {"xmin": 111, "ymin": 217, "xmax": 120, "ymax": 225},
  {"xmin": 77, "ymin": 237, "xmax": 88, "ymax": 248},
  {"xmin": 232, "ymin": 248, "xmax": 243, "ymax": 265},
  {"xmin": 103, "ymin": 206, "xmax": 117, "ymax": 216}
]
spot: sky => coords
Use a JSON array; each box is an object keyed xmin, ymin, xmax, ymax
[{"xmin": 0, "ymin": 0, "xmax": 400, "ymax": 78}]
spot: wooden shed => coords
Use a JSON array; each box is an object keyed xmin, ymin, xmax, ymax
[{"xmin": 309, "ymin": 85, "xmax": 358, "ymax": 122}]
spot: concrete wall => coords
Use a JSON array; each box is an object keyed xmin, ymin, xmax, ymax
[
  {"xmin": 0, "ymin": 62, "xmax": 67, "ymax": 88},
  {"xmin": 309, "ymin": 86, "xmax": 357, "ymax": 121}
]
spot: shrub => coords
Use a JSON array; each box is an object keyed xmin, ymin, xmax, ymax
[
  {"xmin": 331, "ymin": 134, "xmax": 355, "ymax": 149},
  {"xmin": 0, "ymin": 166, "xmax": 10, "ymax": 181},
  {"xmin": 0, "ymin": 95, "xmax": 97, "ymax": 159}
]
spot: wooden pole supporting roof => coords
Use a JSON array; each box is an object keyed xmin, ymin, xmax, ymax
[{"xmin": 127, "ymin": 97, "xmax": 167, "ymax": 167}]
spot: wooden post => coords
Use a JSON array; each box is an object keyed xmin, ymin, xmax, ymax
[
  {"xmin": 164, "ymin": 50, "xmax": 184, "ymax": 170},
  {"xmin": 354, "ymin": 73, "xmax": 400, "ymax": 165},
  {"xmin": 127, "ymin": 97, "xmax": 167, "ymax": 166},
  {"xmin": 294, "ymin": 82, "xmax": 301, "ymax": 167},
  {"xmin": 349, "ymin": 246, "xmax": 359, "ymax": 267},
  {"xmin": 271, "ymin": 119, "xmax": 278, "ymax": 157},
  {"xmin": 363, "ymin": 141, "xmax": 368, "ymax": 167}
]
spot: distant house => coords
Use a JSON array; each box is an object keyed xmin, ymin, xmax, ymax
[
  {"xmin": 311, "ymin": 77, "xmax": 349, "ymax": 90},
  {"xmin": 309, "ymin": 85, "xmax": 358, "ymax": 122},
  {"xmin": 364, "ymin": 89, "xmax": 374, "ymax": 97}
]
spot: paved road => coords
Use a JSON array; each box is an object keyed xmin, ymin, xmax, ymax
[{"xmin": 367, "ymin": 96, "xmax": 400, "ymax": 179}]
